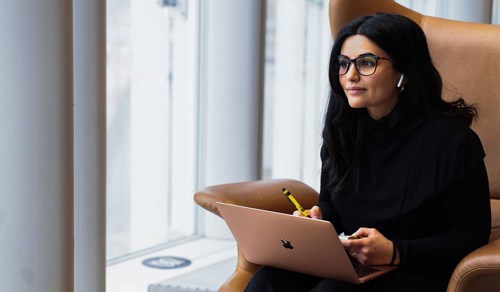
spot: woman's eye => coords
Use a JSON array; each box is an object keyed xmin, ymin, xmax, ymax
[
  {"xmin": 360, "ymin": 58, "xmax": 376, "ymax": 67},
  {"xmin": 339, "ymin": 60, "xmax": 349, "ymax": 68}
]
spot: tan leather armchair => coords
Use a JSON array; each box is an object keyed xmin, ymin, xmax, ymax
[{"xmin": 194, "ymin": 1, "xmax": 500, "ymax": 291}]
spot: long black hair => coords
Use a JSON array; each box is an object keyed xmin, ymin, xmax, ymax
[{"xmin": 321, "ymin": 13, "xmax": 476, "ymax": 199}]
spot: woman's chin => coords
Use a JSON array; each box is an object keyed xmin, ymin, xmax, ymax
[{"xmin": 347, "ymin": 100, "xmax": 366, "ymax": 109}]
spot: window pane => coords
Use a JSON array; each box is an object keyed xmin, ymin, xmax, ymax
[
  {"xmin": 106, "ymin": 0, "xmax": 200, "ymax": 261},
  {"xmin": 396, "ymin": 0, "xmax": 441, "ymax": 16},
  {"xmin": 262, "ymin": 0, "xmax": 331, "ymax": 190},
  {"xmin": 493, "ymin": 0, "xmax": 500, "ymax": 24}
]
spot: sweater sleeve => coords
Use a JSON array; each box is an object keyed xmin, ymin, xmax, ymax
[{"xmin": 395, "ymin": 149, "xmax": 491, "ymax": 268}]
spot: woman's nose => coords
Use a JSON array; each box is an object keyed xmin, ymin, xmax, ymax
[{"xmin": 345, "ymin": 62, "xmax": 360, "ymax": 81}]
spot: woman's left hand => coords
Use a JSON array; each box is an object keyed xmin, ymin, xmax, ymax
[{"xmin": 340, "ymin": 227, "xmax": 398, "ymax": 266}]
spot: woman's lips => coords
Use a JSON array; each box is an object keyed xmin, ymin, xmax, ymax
[{"xmin": 346, "ymin": 87, "xmax": 366, "ymax": 95}]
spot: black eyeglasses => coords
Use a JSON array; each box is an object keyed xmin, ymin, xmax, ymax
[{"xmin": 333, "ymin": 54, "xmax": 392, "ymax": 76}]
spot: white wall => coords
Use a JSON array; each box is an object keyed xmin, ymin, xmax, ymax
[{"xmin": 0, "ymin": 1, "xmax": 74, "ymax": 291}]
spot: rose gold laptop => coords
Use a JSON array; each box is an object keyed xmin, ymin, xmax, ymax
[{"xmin": 216, "ymin": 202, "xmax": 397, "ymax": 284}]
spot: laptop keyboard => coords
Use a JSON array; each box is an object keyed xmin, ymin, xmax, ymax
[
  {"xmin": 354, "ymin": 265, "xmax": 382, "ymax": 278},
  {"xmin": 348, "ymin": 255, "xmax": 382, "ymax": 278}
]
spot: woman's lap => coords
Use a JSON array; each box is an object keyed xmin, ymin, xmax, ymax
[
  {"xmin": 244, "ymin": 266, "xmax": 320, "ymax": 292},
  {"xmin": 244, "ymin": 266, "xmax": 449, "ymax": 292}
]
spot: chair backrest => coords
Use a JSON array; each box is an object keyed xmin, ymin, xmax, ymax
[{"xmin": 329, "ymin": 0, "xmax": 500, "ymax": 200}]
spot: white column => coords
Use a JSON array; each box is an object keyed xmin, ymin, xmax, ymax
[
  {"xmin": 200, "ymin": 0, "xmax": 264, "ymax": 237},
  {"xmin": 443, "ymin": 0, "xmax": 493, "ymax": 23},
  {"xmin": 0, "ymin": 1, "xmax": 73, "ymax": 292},
  {"xmin": 73, "ymin": 0, "xmax": 106, "ymax": 291}
]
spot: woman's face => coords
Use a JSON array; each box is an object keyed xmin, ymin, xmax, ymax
[{"xmin": 339, "ymin": 35, "xmax": 401, "ymax": 120}]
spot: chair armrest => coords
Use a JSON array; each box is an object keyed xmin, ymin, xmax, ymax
[
  {"xmin": 447, "ymin": 239, "xmax": 500, "ymax": 292},
  {"xmin": 194, "ymin": 179, "xmax": 319, "ymax": 291},
  {"xmin": 194, "ymin": 178, "xmax": 319, "ymax": 217}
]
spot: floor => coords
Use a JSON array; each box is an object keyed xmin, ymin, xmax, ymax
[
  {"xmin": 148, "ymin": 257, "xmax": 237, "ymax": 292},
  {"xmin": 107, "ymin": 237, "xmax": 237, "ymax": 292}
]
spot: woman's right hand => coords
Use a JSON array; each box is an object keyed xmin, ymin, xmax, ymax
[{"xmin": 293, "ymin": 205, "xmax": 323, "ymax": 220}]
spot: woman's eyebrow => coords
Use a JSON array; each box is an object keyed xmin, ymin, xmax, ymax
[
  {"xmin": 357, "ymin": 52, "xmax": 377, "ymax": 57},
  {"xmin": 339, "ymin": 52, "xmax": 376, "ymax": 58}
]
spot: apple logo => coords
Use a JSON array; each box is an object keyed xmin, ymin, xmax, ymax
[{"xmin": 280, "ymin": 239, "xmax": 294, "ymax": 249}]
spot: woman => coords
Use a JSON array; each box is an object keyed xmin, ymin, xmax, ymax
[{"xmin": 245, "ymin": 13, "xmax": 491, "ymax": 292}]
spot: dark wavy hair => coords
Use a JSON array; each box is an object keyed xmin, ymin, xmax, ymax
[{"xmin": 321, "ymin": 13, "xmax": 476, "ymax": 199}]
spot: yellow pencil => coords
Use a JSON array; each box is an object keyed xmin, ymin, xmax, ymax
[{"xmin": 282, "ymin": 187, "xmax": 309, "ymax": 217}]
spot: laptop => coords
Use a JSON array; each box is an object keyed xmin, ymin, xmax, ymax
[{"xmin": 216, "ymin": 202, "xmax": 397, "ymax": 284}]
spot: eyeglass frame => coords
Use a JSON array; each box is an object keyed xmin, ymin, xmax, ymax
[{"xmin": 333, "ymin": 53, "xmax": 393, "ymax": 76}]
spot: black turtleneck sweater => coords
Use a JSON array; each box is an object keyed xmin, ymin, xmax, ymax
[{"xmin": 318, "ymin": 109, "xmax": 491, "ymax": 279}]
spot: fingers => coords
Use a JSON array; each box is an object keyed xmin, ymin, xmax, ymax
[
  {"xmin": 293, "ymin": 205, "xmax": 323, "ymax": 220},
  {"xmin": 349, "ymin": 249, "xmax": 366, "ymax": 262},
  {"xmin": 292, "ymin": 209, "xmax": 310, "ymax": 217},
  {"xmin": 342, "ymin": 237, "xmax": 366, "ymax": 250},
  {"xmin": 342, "ymin": 228, "xmax": 372, "ymax": 247},
  {"xmin": 351, "ymin": 227, "xmax": 372, "ymax": 238},
  {"xmin": 309, "ymin": 206, "xmax": 322, "ymax": 219},
  {"xmin": 341, "ymin": 228, "xmax": 394, "ymax": 265},
  {"xmin": 341, "ymin": 228, "xmax": 372, "ymax": 263}
]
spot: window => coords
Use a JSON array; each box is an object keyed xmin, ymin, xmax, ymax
[
  {"xmin": 106, "ymin": 0, "xmax": 200, "ymax": 262},
  {"xmin": 494, "ymin": 0, "xmax": 500, "ymax": 24},
  {"xmin": 397, "ymin": 0, "xmax": 497, "ymax": 22},
  {"xmin": 396, "ymin": 0, "xmax": 441, "ymax": 15},
  {"xmin": 262, "ymin": 0, "xmax": 331, "ymax": 191}
]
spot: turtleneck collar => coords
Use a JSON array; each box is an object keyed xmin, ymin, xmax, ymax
[{"xmin": 361, "ymin": 102, "xmax": 402, "ymax": 132}]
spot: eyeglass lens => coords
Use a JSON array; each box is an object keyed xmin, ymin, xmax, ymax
[{"xmin": 335, "ymin": 55, "xmax": 378, "ymax": 76}]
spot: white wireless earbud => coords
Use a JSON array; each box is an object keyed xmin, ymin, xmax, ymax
[{"xmin": 397, "ymin": 74, "xmax": 404, "ymax": 88}]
